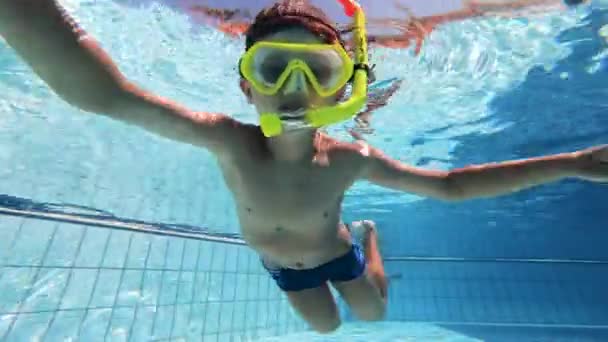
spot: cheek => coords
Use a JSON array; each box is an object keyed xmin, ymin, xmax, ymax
[{"xmin": 250, "ymin": 91, "xmax": 277, "ymax": 110}]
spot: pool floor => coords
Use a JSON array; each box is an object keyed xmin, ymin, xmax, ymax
[{"xmin": 257, "ymin": 321, "xmax": 608, "ymax": 342}]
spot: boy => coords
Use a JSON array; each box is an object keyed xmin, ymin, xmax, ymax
[{"xmin": 0, "ymin": 0, "xmax": 606, "ymax": 334}]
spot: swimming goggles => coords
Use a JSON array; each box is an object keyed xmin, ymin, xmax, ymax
[
  {"xmin": 239, "ymin": 41, "xmax": 354, "ymax": 97},
  {"xmin": 243, "ymin": 0, "xmax": 369, "ymax": 137}
]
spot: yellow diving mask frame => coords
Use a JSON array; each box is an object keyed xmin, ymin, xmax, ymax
[
  {"xmin": 240, "ymin": 0, "xmax": 369, "ymax": 137},
  {"xmin": 240, "ymin": 41, "xmax": 355, "ymax": 98}
]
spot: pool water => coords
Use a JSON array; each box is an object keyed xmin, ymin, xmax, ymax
[{"xmin": 1, "ymin": 0, "xmax": 608, "ymax": 341}]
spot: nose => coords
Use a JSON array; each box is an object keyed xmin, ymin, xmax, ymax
[{"xmin": 282, "ymin": 69, "xmax": 309, "ymax": 96}]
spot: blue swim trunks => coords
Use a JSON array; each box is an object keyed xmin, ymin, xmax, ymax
[{"xmin": 262, "ymin": 244, "xmax": 366, "ymax": 292}]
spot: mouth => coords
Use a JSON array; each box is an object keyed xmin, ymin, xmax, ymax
[
  {"xmin": 280, "ymin": 111, "xmax": 306, "ymax": 120},
  {"xmin": 277, "ymin": 93, "xmax": 314, "ymax": 113},
  {"xmin": 278, "ymin": 103, "xmax": 307, "ymax": 114},
  {"xmin": 277, "ymin": 102, "xmax": 309, "ymax": 121},
  {"xmin": 281, "ymin": 117, "xmax": 303, "ymax": 122}
]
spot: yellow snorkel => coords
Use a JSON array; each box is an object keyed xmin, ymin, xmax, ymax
[{"xmin": 258, "ymin": 0, "xmax": 369, "ymax": 137}]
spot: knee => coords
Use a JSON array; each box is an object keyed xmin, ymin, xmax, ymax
[{"xmin": 310, "ymin": 317, "xmax": 341, "ymax": 334}]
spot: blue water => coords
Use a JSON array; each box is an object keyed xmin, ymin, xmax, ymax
[{"xmin": 1, "ymin": 0, "xmax": 608, "ymax": 341}]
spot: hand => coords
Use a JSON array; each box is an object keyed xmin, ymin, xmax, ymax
[{"xmin": 574, "ymin": 145, "xmax": 608, "ymax": 182}]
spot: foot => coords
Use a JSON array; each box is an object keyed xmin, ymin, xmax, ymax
[{"xmin": 351, "ymin": 220, "xmax": 377, "ymax": 244}]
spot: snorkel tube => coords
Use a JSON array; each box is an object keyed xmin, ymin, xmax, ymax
[{"xmin": 259, "ymin": 0, "xmax": 369, "ymax": 137}]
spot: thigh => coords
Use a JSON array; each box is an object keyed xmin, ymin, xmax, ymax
[
  {"xmin": 285, "ymin": 283, "xmax": 341, "ymax": 333},
  {"xmin": 332, "ymin": 270, "xmax": 387, "ymax": 321}
]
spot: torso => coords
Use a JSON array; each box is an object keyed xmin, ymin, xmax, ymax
[{"xmin": 217, "ymin": 127, "xmax": 368, "ymax": 269}]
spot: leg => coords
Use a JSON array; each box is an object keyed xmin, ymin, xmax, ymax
[
  {"xmin": 285, "ymin": 283, "xmax": 341, "ymax": 333},
  {"xmin": 332, "ymin": 220, "xmax": 388, "ymax": 321},
  {"xmin": 262, "ymin": 260, "xmax": 341, "ymax": 333}
]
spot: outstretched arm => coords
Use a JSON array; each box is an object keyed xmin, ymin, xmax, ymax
[
  {"xmin": 367, "ymin": 0, "xmax": 584, "ymax": 52},
  {"xmin": 361, "ymin": 145, "xmax": 608, "ymax": 201},
  {"xmin": 0, "ymin": 0, "xmax": 239, "ymax": 153},
  {"xmin": 464, "ymin": 0, "xmax": 576, "ymax": 15},
  {"xmin": 188, "ymin": 5, "xmax": 251, "ymax": 37}
]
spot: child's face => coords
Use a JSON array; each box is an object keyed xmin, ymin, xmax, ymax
[{"xmin": 240, "ymin": 28, "xmax": 344, "ymax": 119}]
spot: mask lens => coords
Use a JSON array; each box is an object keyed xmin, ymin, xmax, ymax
[
  {"xmin": 305, "ymin": 51, "xmax": 345, "ymax": 89},
  {"xmin": 253, "ymin": 50, "xmax": 289, "ymax": 85},
  {"xmin": 252, "ymin": 45, "xmax": 349, "ymax": 91}
]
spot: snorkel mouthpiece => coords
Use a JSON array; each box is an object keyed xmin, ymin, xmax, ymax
[{"xmin": 259, "ymin": 0, "xmax": 369, "ymax": 137}]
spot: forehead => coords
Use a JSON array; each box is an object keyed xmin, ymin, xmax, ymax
[{"xmin": 261, "ymin": 27, "xmax": 326, "ymax": 44}]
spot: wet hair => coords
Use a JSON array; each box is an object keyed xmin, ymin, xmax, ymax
[{"xmin": 245, "ymin": 0, "xmax": 344, "ymax": 50}]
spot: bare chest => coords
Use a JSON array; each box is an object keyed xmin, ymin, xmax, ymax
[
  {"xmin": 214, "ymin": 144, "xmax": 364, "ymax": 267},
  {"xmin": 222, "ymin": 159, "xmax": 357, "ymax": 216}
]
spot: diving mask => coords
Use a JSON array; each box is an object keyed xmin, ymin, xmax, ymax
[
  {"xmin": 240, "ymin": 41, "xmax": 354, "ymax": 98},
  {"xmin": 241, "ymin": 0, "xmax": 369, "ymax": 137}
]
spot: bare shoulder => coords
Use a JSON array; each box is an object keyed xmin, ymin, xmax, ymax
[
  {"xmin": 230, "ymin": 121, "xmax": 263, "ymax": 143},
  {"xmin": 217, "ymin": 121, "xmax": 269, "ymax": 159}
]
